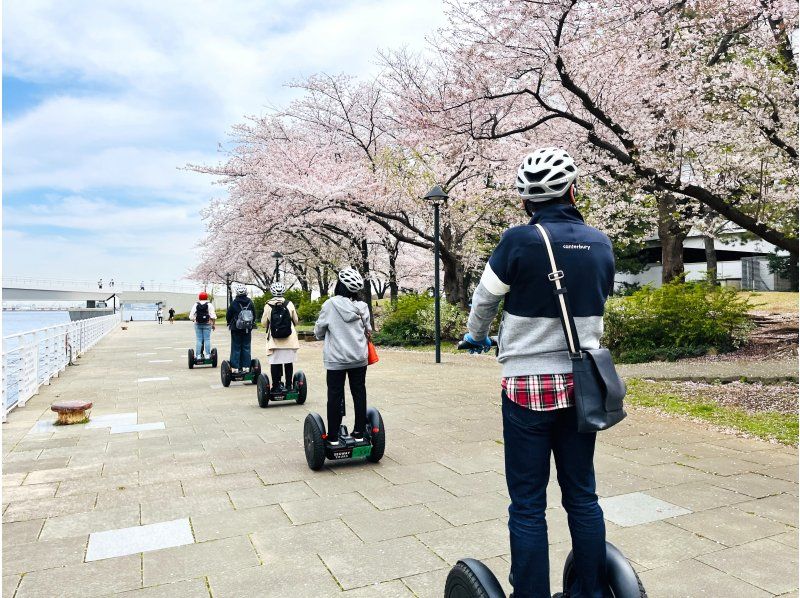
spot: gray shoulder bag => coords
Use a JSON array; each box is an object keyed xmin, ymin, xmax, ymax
[{"xmin": 534, "ymin": 223, "xmax": 627, "ymax": 433}]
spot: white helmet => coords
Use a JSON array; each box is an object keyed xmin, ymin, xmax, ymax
[
  {"xmin": 232, "ymin": 282, "xmax": 247, "ymax": 296},
  {"xmin": 516, "ymin": 148, "xmax": 578, "ymax": 201},
  {"xmin": 338, "ymin": 268, "xmax": 364, "ymax": 293},
  {"xmin": 269, "ymin": 281, "xmax": 285, "ymax": 296}
]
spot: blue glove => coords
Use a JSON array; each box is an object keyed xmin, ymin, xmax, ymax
[{"xmin": 464, "ymin": 333, "xmax": 492, "ymax": 354}]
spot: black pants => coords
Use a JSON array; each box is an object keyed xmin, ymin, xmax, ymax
[
  {"xmin": 270, "ymin": 363, "xmax": 294, "ymax": 387},
  {"xmin": 326, "ymin": 366, "xmax": 367, "ymax": 441}
]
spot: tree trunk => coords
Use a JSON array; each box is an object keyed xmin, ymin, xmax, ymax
[
  {"xmin": 789, "ymin": 252, "xmax": 799, "ymax": 291},
  {"xmin": 703, "ymin": 236, "xmax": 718, "ymax": 285},
  {"xmin": 657, "ymin": 193, "xmax": 690, "ymax": 284},
  {"xmin": 441, "ymin": 252, "xmax": 471, "ymax": 309},
  {"xmin": 387, "ymin": 241, "xmax": 399, "ymax": 306},
  {"xmin": 360, "ymin": 239, "xmax": 374, "ymax": 328}
]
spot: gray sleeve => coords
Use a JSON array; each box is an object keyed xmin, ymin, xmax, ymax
[
  {"xmin": 467, "ymin": 282, "xmax": 503, "ymax": 342},
  {"xmin": 314, "ymin": 301, "xmax": 330, "ymax": 339}
]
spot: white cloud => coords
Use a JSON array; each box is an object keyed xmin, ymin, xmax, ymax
[{"xmin": 3, "ymin": 0, "xmax": 447, "ymax": 281}]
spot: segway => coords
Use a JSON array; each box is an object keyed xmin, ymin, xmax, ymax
[
  {"xmin": 188, "ymin": 342, "xmax": 217, "ymax": 369},
  {"xmin": 256, "ymin": 371, "xmax": 307, "ymax": 407},
  {"xmin": 444, "ymin": 542, "xmax": 646, "ymax": 597},
  {"xmin": 220, "ymin": 358, "xmax": 261, "ymax": 387},
  {"xmin": 303, "ymin": 407, "xmax": 385, "ymax": 470}
]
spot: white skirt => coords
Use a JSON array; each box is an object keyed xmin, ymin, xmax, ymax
[{"xmin": 269, "ymin": 348, "xmax": 298, "ymax": 365}]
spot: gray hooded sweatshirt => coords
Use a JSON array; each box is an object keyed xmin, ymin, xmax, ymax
[{"xmin": 314, "ymin": 296, "xmax": 371, "ymax": 370}]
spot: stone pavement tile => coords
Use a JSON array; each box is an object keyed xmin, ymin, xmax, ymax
[
  {"xmin": 626, "ymin": 462, "xmax": 709, "ymax": 486},
  {"xmin": 342, "ymin": 579, "xmax": 415, "ymax": 596},
  {"xmin": 374, "ymin": 462, "xmax": 458, "ymax": 485},
  {"xmin": 638, "ymin": 558, "xmax": 772, "ymax": 597},
  {"xmin": 595, "ymin": 471, "xmax": 663, "ymax": 498},
  {"xmin": 320, "ymin": 535, "xmax": 444, "ymax": 590},
  {"xmin": 40, "ymin": 505, "xmax": 141, "ymax": 540},
  {"xmin": 759, "ymin": 464, "xmax": 799, "ymax": 484},
  {"xmin": 679, "ymin": 442, "xmax": 749, "ymax": 460},
  {"xmin": 431, "ymin": 471, "xmax": 508, "ymax": 498},
  {"xmin": 608, "ymin": 520, "xmax": 722, "ymax": 569},
  {"xmin": 252, "ymin": 519, "xmax": 362, "ymax": 562},
  {"xmin": 228, "ymin": 481, "xmax": 316, "ymax": 510},
  {"xmin": 3, "ymin": 535, "xmax": 87, "ymax": 574},
  {"xmin": 669, "ymin": 505, "xmax": 790, "ymax": 546},
  {"xmin": 3, "ymin": 482, "xmax": 58, "ymax": 503},
  {"xmin": 647, "ymin": 481, "xmax": 752, "ymax": 512},
  {"xmin": 400, "ymin": 567, "xmax": 450, "ymax": 598},
  {"xmin": 2, "ymin": 473, "xmax": 26, "ymax": 487},
  {"xmin": 417, "ymin": 518, "xmax": 509, "ymax": 564},
  {"xmin": 22, "ymin": 463, "xmax": 102, "ymax": 485},
  {"xmin": 86, "ymin": 518, "xmax": 193, "ymax": 561},
  {"xmin": 181, "ymin": 471, "xmax": 264, "ymax": 496},
  {"xmin": 2, "ymin": 576, "xmax": 20, "ymax": 598},
  {"xmin": 697, "ymin": 538, "xmax": 799, "ymax": 595},
  {"xmin": 709, "ymin": 472, "xmax": 799, "ymax": 499},
  {"xmin": 599, "ymin": 492, "xmax": 690, "ymax": 527},
  {"xmin": 437, "ymin": 453, "xmax": 504, "ymax": 475},
  {"xmin": 734, "ymin": 493, "xmax": 799, "ymax": 527},
  {"xmin": 95, "ymin": 480, "xmax": 183, "ymax": 510},
  {"xmin": 211, "ymin": 458, "xmax": 259, "ymax": 476},
  {"xmin": 15, "ymin": 554, "xmax": 142, "ymax": 598},
  {"xmin": 138, "ymin": 463, "xmax": 216, "ymax": 485},
  {"xmin": 305, "ymin": 470, "xmax": 391, "ymax": 497},
  {"xmin": 359, "ymin": 480, "xmax": 454, "ymax": 510},
  {"xmin": 142, "ymin": 534, "xmax": 259, "ymax": 586},
  {"xmin": 678, "ymin": 456, "xmax": 758, "ymax": 477},
  {"xmin": 1, "ymin": 519, "xmax": 44, "ymax": 547},
  {"xmin": 342, "ymin": 504, "xmax": 451, "ymax": 542},
  {"xmin": 140, "ymin": 492, "xmax": 233, "ymax": 525},
  {"xmin": 191, "ymin": 504, "xmax": 291, "ymax": 542},
  {"xmin": 2, "ymin": 493, "xmax": 97, "ymax": 523},
  {"xmin": 426, "ymin": 492, "xmax": 509, "ymax": 526},
  {"xmin": 208, "ymin": 557, "xmax": 341, "ymax": 598},
  {"xmin": 739, "ymin": 448, "xmax": 798, "ymax": 467},
  {"xmin": 115, "ymin": 578, "xmax": 210, "ymax": 598},
  {"xmin": 613, "ymin": 446, "xmax": 681, "ymax": 466},
  {"xmin": 280, "ymin": 491, "xmax": 378, "ymax": 525},
  {"xmin": 56, "ymin": 472, "xmax": 140, "ymax": 497},
  {"xmin": 772, "ymin": 530, "xmax": 799, "ymax": 548},
  {"xmin": 251, "ymin": 462, "xmax": 309, "ymax": 485}
]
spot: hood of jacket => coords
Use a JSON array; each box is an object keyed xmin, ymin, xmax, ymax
[{"xmin": 330, "ymin": 295, "xmax": 362, "ymax": 323}]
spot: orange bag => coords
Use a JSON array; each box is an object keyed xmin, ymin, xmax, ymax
[{"xmin": 367, "ymin": 340, "xmax": 379, "ymax": 365}]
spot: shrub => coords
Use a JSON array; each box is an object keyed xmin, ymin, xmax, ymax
[
  {"xmin": 373, "ymin": 294, "xmax": 469, "ymax": 346},
  {"xmin": 297, "ymin": 297, "xmax": 325, "ymax": 323},
  {"xmin": 603, "ymin": 280, "xmax": 754, "ymax": 363}
]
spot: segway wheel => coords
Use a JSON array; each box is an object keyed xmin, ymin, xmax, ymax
[
  {"xmin": 366, "ymin": 408, "xmax": 386, "ymax": 463},
  {"xmin": 303, "ymin": 414, "xmax": 326, "ymax": 471},
  {"xmin": 221, "ymin": 360, "xmax": 232, "ymax": 387},
  {"xmin": 562, "ymin": 541, "xmax": 647, "ymax": 598},
  {"xmin": 188, "ymin": 349, "xmax": 195, "ymax": 370},
  {"xmin": 250, "ymin": 358, "xmax": 261, "ymax": 384},
  {"xmin": 257, "ymin": 373, "xmax": 271, "ymax": 408},
  {"xmin": 211, "ymin": 348, "xmax": 218, "ymax": 368},
  {"xmin": 444, "ymin": 559, "xmax": 505, "ymax": 598},
  {"xmin": 293, "ymin": 371, "xmax": 307, "ymax": 404}
]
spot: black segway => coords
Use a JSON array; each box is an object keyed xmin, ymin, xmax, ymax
[
  {"xmin": 445, "ymin": 542, "xmax": 646, "ymax": 597},
  {"xmin": 303, "ymin": 407, "xmax": 385, "ymax": 470},
  {"xmin": 256, "ymin": 371, "xmax": 307, "ymax": 407},
  {"xmin": 188, "ymin": 342, "xmax": 217, "ymax": 369},
  {"xmin": 220, "ymin": 358, "xmax": 261, "ymax": 387}
]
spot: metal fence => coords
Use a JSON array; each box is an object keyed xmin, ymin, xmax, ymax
[
  {"xmin": 2, "ymin": 313, "xmax": 121, "ymax": 422},
  {"xmin": 3, "ymin": 277, "xmax": 202, "ymax": 294}
]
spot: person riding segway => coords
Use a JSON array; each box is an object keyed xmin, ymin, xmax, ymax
[
  {"xmin": 221, "ymin": 283, "xmax": 261, "ymax": 387},
  {"xmin": 256, "ymin": 281, "xmax": 307, "ymax": 407},
  {"xmin": 455, "ymin": 148, "xmax": 637, "ymax": 598},
  {"xmin": 188, "ymin": 292, "xmax": 217, "ymax": 368}
]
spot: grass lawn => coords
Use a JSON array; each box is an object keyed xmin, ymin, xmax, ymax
[
  {"xmin": 626, "ymin": 378, "xmax": 798, "ymax": 445},
  {"xmin": 747, "ymin": 291, "xmax": 798, "ymax": 314}
]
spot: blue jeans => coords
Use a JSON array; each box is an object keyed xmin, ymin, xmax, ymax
[
  {"xmin": 194, "ymin": 324, "xmax": 212, "ymax": 358},
  {"xmin": 229, "ymin": 332, "xmax": 251, "ymax": 369},
  {"xmin": 502, "ymin": 394, "xmax": 607, "ymax": 598}
]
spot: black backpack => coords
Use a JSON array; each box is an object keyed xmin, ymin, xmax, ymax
[
  {"xmin": 195, "ymin": 302, "xmax": 210, "ymax": 324},
  {"xmin": 270, "ymin": 301, "xmax": 293, "ymax": 339}
]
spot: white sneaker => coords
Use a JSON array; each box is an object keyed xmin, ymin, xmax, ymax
[{"xmin": 328, "ymin": 440, "xmax": 341, "ymax": 447}]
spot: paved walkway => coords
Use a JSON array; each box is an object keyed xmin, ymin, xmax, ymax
[{"xmin": 2, "ymin": 323, "xmax": 797, "ymax": 597}]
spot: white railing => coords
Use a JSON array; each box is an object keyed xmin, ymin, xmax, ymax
[
  {"xmin": 3, "ymin": 277, "xmax": 203, "ymax": 294},
  {"xmin": 2, "ymin": 313, "xmax": 121, "ymax": 422}
]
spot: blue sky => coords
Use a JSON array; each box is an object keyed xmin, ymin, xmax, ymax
[{"xmin": 3, "ymin": 0, "xmax": 445, "ymax": 285}]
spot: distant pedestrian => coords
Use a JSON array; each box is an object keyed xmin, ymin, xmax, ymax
[
  {"xmin": 140, "ymin": 281, "xmax": 145, "ymax": 291},
  {"xmin": 168, "ymin": 307, "xmax": 175, "ymax": 323},
  {"xmin": 109, "ymin": 279, "xmax": 115, "ymax": 288},
  {"xmin": 98, "ymin": 278, "xmax": 103, "ymax": 289},
  {"xmin": 157, "ymin": 307, "xmax": 164, "ymax": 324}
]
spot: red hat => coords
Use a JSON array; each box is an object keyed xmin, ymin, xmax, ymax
[{"xmin": 198, "ymin": 291, "xmax": 208, "ymax": 300}]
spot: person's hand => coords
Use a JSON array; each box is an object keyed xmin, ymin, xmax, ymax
[
  {"xmin": 463, "ymin": 333, "xmax": 492, "ymax": 354},
  {"xmin": 212, "ymin": 324, "xmax": 216, "ymax": 331},
  {"xmin": 365, "ymin": 330, "xmax": 372, "ymax": 341}
]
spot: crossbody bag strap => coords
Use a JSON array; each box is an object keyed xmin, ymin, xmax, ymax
[{"xmin": 533, "ymin": 223, "xmax": 583, "ymax": 359}]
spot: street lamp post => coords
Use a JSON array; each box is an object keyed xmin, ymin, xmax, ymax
[
  {"xmin": 272, "ymin": 251, "xmax": 283, "ymax": 283},
  {"xmin": 423, "ymin": 185, "xmax": 449, "ymax": 364},
  {"xmin": 225, "ymin": 272, "xmax": 231, "ymax": 310}
]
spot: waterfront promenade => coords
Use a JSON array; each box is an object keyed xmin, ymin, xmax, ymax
[{"xmin": 2, "ymin": 322, "xmax": 798, "ymax": 597}]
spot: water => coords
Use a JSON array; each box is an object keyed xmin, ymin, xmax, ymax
[{"xmin": 3, "ymin": 310, "xmax": 71, "ymax": 337}]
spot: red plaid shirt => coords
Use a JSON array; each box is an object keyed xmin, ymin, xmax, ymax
[{"xmin": 502, "ymin": 374, "xmax": 574, "ymax": 411}]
